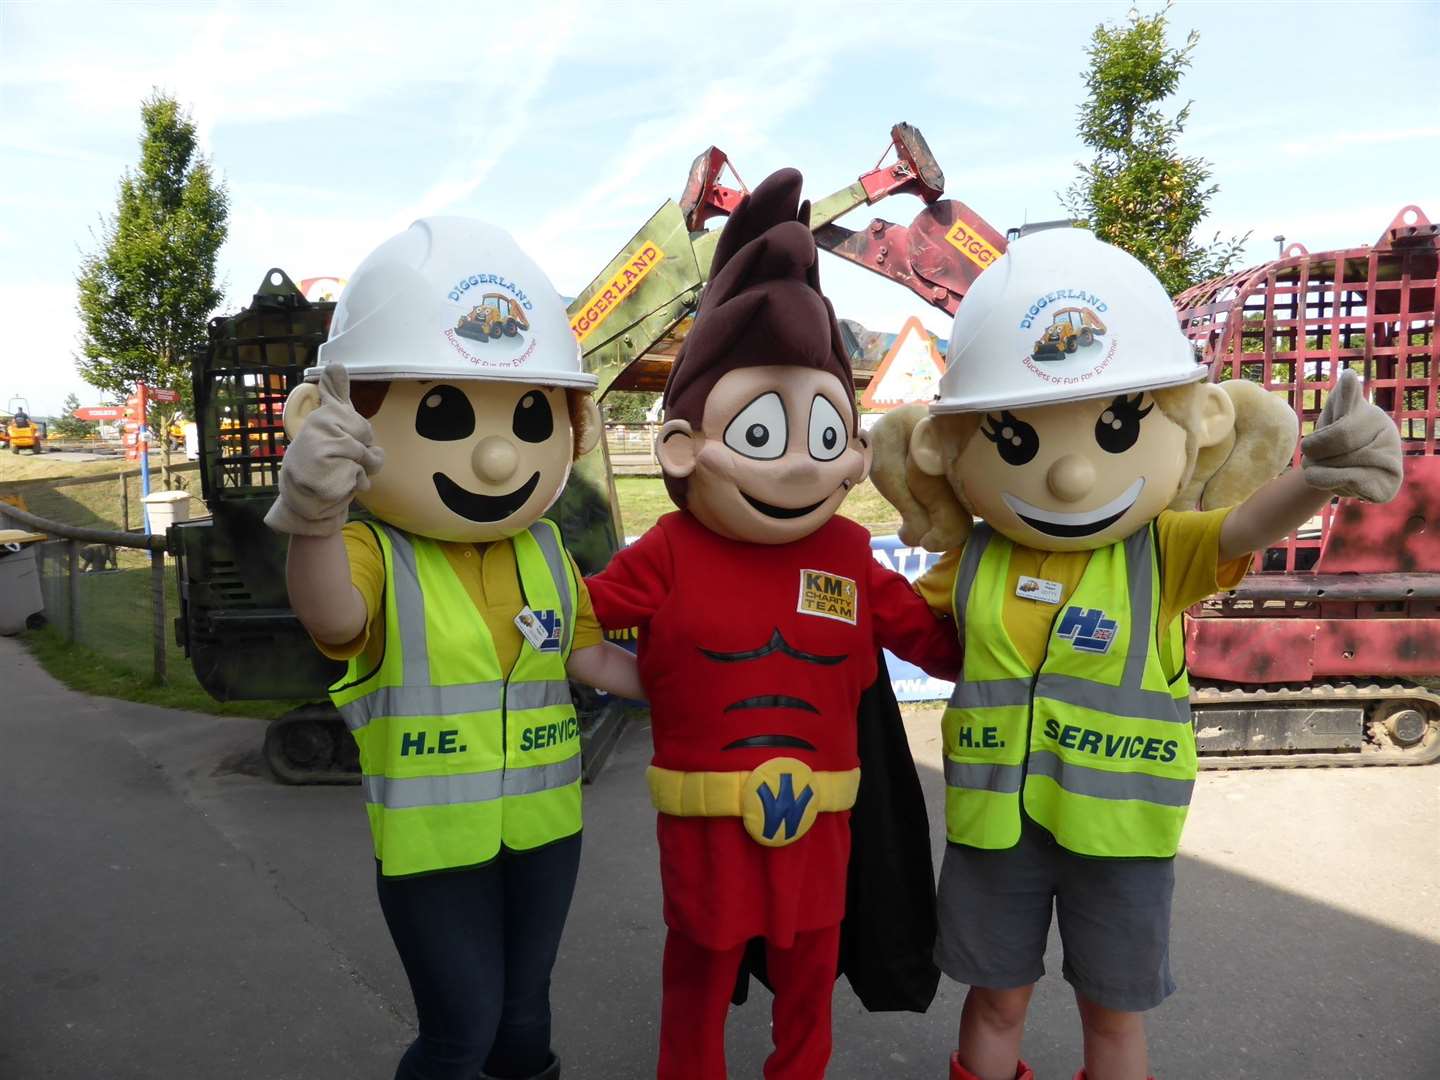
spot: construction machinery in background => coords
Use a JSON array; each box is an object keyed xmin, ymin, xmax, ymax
[
  {"xmin": 3, "ymin": 398, "xmax": 46, "ymax": 454},
  {"xmin": 166, "ymin": 124, "xmax": 1438, "ymax": 779},
  {"xmin": 1175, "ymin": 205, "xmax": 1440, "ymax": 766}
]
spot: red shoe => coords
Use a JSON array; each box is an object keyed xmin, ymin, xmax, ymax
[{"xmin": 950, "ymin": 1053, "xmax": 1034, "ymax": 1080}]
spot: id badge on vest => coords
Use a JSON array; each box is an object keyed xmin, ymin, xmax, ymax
[{"xmin": 1016, "ymin": 576, "xmax": 1062, "ymax": 605}]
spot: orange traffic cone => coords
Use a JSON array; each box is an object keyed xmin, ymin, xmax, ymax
[{"xmin": 950, "ymin": 1053, "xmax": 1034, "ymax": 1080}]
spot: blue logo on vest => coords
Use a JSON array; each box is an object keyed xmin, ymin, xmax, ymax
[
  {"xmin": 1056, "ymin": 606, "xmax": 1118, "ymax": 654},
  {"xmin": 757, "ymin": 773, "xmax": 815, "ymax": 841}
]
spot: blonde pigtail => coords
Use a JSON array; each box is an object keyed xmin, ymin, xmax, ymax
[
  {"xmin": 1170, "ymin": 380, "xmax": 1299, "ymax": 511},
  {"xmin": 871, "ymin": 406, "xmax": 973, "ymax": 552}
]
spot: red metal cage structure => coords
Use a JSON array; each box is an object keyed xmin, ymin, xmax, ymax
[{"xmin": 1171, "ymin": 206, "xmax": 1440, "ymax": 764}]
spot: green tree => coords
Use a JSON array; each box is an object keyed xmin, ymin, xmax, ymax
[
  {"xmin": 602, "ymin": 391, "xmax": 659, "ymax": 425},
  {"xmin": 1062, "ymin": 5, "xmax": 1248, "ymax": 296},
  {"xmin": 76, "ymin": 91, "xmax": 228, "ymax": 483},
  {"xmin": 49, "ymin": 392, "xmax": 97, "ymax": 440}
]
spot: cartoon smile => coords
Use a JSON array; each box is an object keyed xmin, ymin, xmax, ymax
[
  {"xmin": 740, "ymin": 489, "xmax": 828, "ymax": 519},
  {"xmin": 1002, "ymin": 478, "xmax": 1145, "ymax": 538},
  {"xmin": 433, "ymin": 471, "xmax": 540, "ymax": 523}
]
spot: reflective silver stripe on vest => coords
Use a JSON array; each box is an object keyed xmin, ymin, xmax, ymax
[
  {"xmin": 950, "ymin": 522, "xmax": 994, "ymax": 644},
  {"xmin": 364, "ymin": 755, "xmax": 581, "ymax": 810},
  {"xmin": 506, "ymin": 679, "xmax": 575, "ymax": 712},
  {"xmin": 944, "ymin": 759, "xmax": 1023, "ymax": 794},
  {"xmin": 364, "ymin": 769, "xmax": 503, "ymax": 810},
  {"xmin": 1033, "ymin": 673, "xmax": 1189, "ymax": 724},
  {"xmin": 1121, "ymin": 526, "xmax": 1153, "ymax": 689},
  {"xmin": 529, "ymin": 520, "xmax": 575, "ymax": 655},
  {"xmin": 502, "ymin": 755, "xmax": 582, "ymax": 796},
  {"xmin": 382, "ymin": 527, "xmax": 433, "ymax": 687},
  {"xmin": 338, "ymin": 681, "xmax": 505, "ymax": 730},
  {"xmin": 949, "ymin": 678, "xmax": 1033, "ymax": 710},
  {"xmin": 1027, "ymin": 749, "xmax": 1193, "ymax": 807}
]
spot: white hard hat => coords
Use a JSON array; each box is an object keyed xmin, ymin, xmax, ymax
[
  {"xmin": 309, "ymin": 216, "xmax": 597, "ymax": 390},
  {"xmin": 931, "ymin": 227, "xmax": 1205, "ymax": 414}
]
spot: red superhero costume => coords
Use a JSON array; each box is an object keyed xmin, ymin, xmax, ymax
[
  {"xmin": 588, "ymin": 511, "xmax": 960, "ymax": 949},
  {"xmin": 581, "ymin": 162, "xmax": 959, "ymax": 1080}
]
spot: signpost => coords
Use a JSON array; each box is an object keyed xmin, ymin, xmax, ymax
[{"xmin": 72, "ymin": 406, "xmax": 124, "ymax": 421}]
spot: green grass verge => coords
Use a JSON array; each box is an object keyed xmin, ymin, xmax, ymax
[
  {"xmin": 23, "ymin": 625, "xmax": 293, "ymax": 718},
  {"xmin": 613, "ymin": 476, "xmax": 903, "ymax": 538},
  {"xmin": 23, "ymin": 553, "xmax": 296, "ymax": 719}
]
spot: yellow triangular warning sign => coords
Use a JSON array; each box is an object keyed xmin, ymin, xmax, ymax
[{"xmin": 859, "ymin": 317, "xmax": 946, "ymax": 411}]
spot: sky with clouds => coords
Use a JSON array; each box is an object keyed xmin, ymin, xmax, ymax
[{"xmin": 2, "ymin": 0, "xmax": 1437, "ymax": 416}]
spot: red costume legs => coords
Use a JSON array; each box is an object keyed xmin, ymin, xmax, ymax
[
  {"xmin": 762, "ymin": 923, "xmax": 841, "ymax": 1080},
  {"xmin": 657, "ymin": 924, "xmax": 841, "ymax": 1080},
  {"xmin": 658, "ymin": 930, "xmax": 740, "ymax": 1080}
]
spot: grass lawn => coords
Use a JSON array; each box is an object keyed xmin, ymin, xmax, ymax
[
  {"xmin": 0, "ymin": 451, "xmax": 201, "ymax": 533},
  {"xmin": 23, "ymin": 550, "xmax": 293, "ymax": 719},
  {"xmin": 613, "ymin": 476, "xmax": 903, "ymax": 538}
]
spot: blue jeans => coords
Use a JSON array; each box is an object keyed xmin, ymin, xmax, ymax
[{"xmin": 376, "ymin": 833, "xmax": 582, "ymax": 1080}]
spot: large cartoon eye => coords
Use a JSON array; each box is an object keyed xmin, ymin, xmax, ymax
[
  {"xmin": 981, "ymin": 411, "xmax": 1039, "ymax": 466},
  {"xmin": 808, "ymin": 394, "xmax": 848, "ymax": 462},
  {"xmin": 415, "ymin": 384, "xmax": 475, "ymax": 441},
  {"xmin": 724, "ymin": 392, "xmax": 787, "ymax": 460},
  {"xmin": 1094, "ymin": 394, "xmax": 1153, "ymax": 454},
  {"xmin": 513, "ymin": 390, "xmax": 555, "ymax": 444}
]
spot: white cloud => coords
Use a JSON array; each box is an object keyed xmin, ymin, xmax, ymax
[{"xmin": 0, "ymin": 284, "xmax": 92, "ymax": 417}]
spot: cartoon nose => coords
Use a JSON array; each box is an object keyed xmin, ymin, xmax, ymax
[
  {"xmin": 473, "ymin": 436, "xmax": 519, "ymax": 484},
  {"xmin": 778, "ymin": 459, "xmax": 821, "ymax": 487},
  {"xmin": 1046, "ymin": 454, "xmax": 1096, "ymax": 503}
]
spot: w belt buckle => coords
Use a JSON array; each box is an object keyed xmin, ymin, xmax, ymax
[{"xmin": 740, "ymin": 757, "xmax": 820, "ymax": 848}]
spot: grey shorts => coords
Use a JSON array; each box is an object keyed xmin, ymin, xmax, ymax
[{"xmin": 935, "ymin": 820, "xmax": 1177, "ymax": 1012}]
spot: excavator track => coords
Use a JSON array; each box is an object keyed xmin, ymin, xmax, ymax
[{"xmin": 1192, "ymin": 681, "xmax": 1440, "ymax": 770}]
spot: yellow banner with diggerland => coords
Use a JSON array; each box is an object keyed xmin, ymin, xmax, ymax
[
  {"xmin": 945, "ymin": 219, "xmax": 1003, "ymax": 271},
  {"xmin": 570, "ymin": 243, "xmax": 666, "ymax": 344}
]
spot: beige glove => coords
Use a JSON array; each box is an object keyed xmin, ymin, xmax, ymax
[
  {"xmin": 264, "ymin": 364, "xmax": 385, "ymax": 535},
  {"xmin": 1301, "ymin": 368, "xmax": 1403, "ymax": 503}
]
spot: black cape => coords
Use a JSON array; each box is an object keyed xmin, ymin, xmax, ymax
[{"xmin": 732, "ymin": 651, "xmax": 940, "ymax": 1012}]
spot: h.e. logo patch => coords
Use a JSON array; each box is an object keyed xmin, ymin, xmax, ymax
[
  {"xmin": 797, "ymin": 569, "xmax": 857, "ymax": 624},
  {"xmin": 1056, "ymin": 605, "xmax": 1118, "ymax": 654}
]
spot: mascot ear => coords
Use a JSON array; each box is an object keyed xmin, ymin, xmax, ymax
[
  {"xmin": 574, "ymin": 396, "xmax": 602, "ymax": 458},
  {"xmin": 1192, "ymin": 382, "xmax": 1237, "ymax": 449},
  {"xmin": 910, "ymin": 416, "xmax": 947, "ymax": 477},
  {"xmin": 282, "ymin": 382, "xmax": 323, "ymax": 442},
  {"xmin": 655, "ymin": 418, "xmax": 698, "ymax": 478}
]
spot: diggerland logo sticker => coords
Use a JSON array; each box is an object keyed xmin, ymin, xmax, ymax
[
  {"xmin": 1019, "ymin": 290, "xmax": 1114, "ymax": 386},
  {"xmin": 443, "ymin": 273, "xmax": 540, "ymax": 371}
]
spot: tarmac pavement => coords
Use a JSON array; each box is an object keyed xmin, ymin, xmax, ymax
[{"xmin": 2, "ymin": 635, "xmax": 1437, "ymax": 1079}]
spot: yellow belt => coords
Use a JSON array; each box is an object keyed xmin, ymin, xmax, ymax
[{"xmin": 646, "ymin": 757, "xmax": 861, "ymax": 848}]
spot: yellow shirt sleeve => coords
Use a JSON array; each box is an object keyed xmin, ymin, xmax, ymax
[
  {"xmin": 1156, "ymin": 507, "xmax": 1252, "ymax": 628},
  {"xmin": 568, "ymin": 552, "xmax": 604, "ymax": 652},
  {"xmin": 311, "ymin": 521, "xmax": 386, "ymax": 663},
  {"xmin": 915, "ymin": 547, "xmax": 963, "ymax": 618}
]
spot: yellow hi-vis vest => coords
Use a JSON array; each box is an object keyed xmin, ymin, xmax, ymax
[
  {"xmin": 943, "ymin": 522, "xmax": 1195, "ymax": 858},
  {"xmin": 330, "ymin": 521, "xmax": 582, "ymax": 877}
]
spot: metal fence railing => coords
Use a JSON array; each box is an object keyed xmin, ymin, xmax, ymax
[
  {"xmin": 2, "ymin": 503, "xmax": 173, "ymax": 684},
  {"xmin": 1, "ymin": 461, "xmax": 204, "ymax": 534}
]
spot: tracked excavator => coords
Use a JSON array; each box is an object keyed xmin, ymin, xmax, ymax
[{"xmin": 172, "ymin": 125, "xmax": 1438, "ymax": 778}]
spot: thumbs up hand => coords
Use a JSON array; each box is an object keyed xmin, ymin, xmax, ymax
[
  {"xmin": 265, "ymin": 364, "xmax": 386, "ymax": 536},
  {"xmin": 1300, "ymin": 369, "xmax": 1403, "ymax": 504}
]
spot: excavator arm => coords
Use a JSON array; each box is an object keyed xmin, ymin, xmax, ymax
[{"xmin": 564, "ymin": 122, "xmax": 1009, "ymax": 396}]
